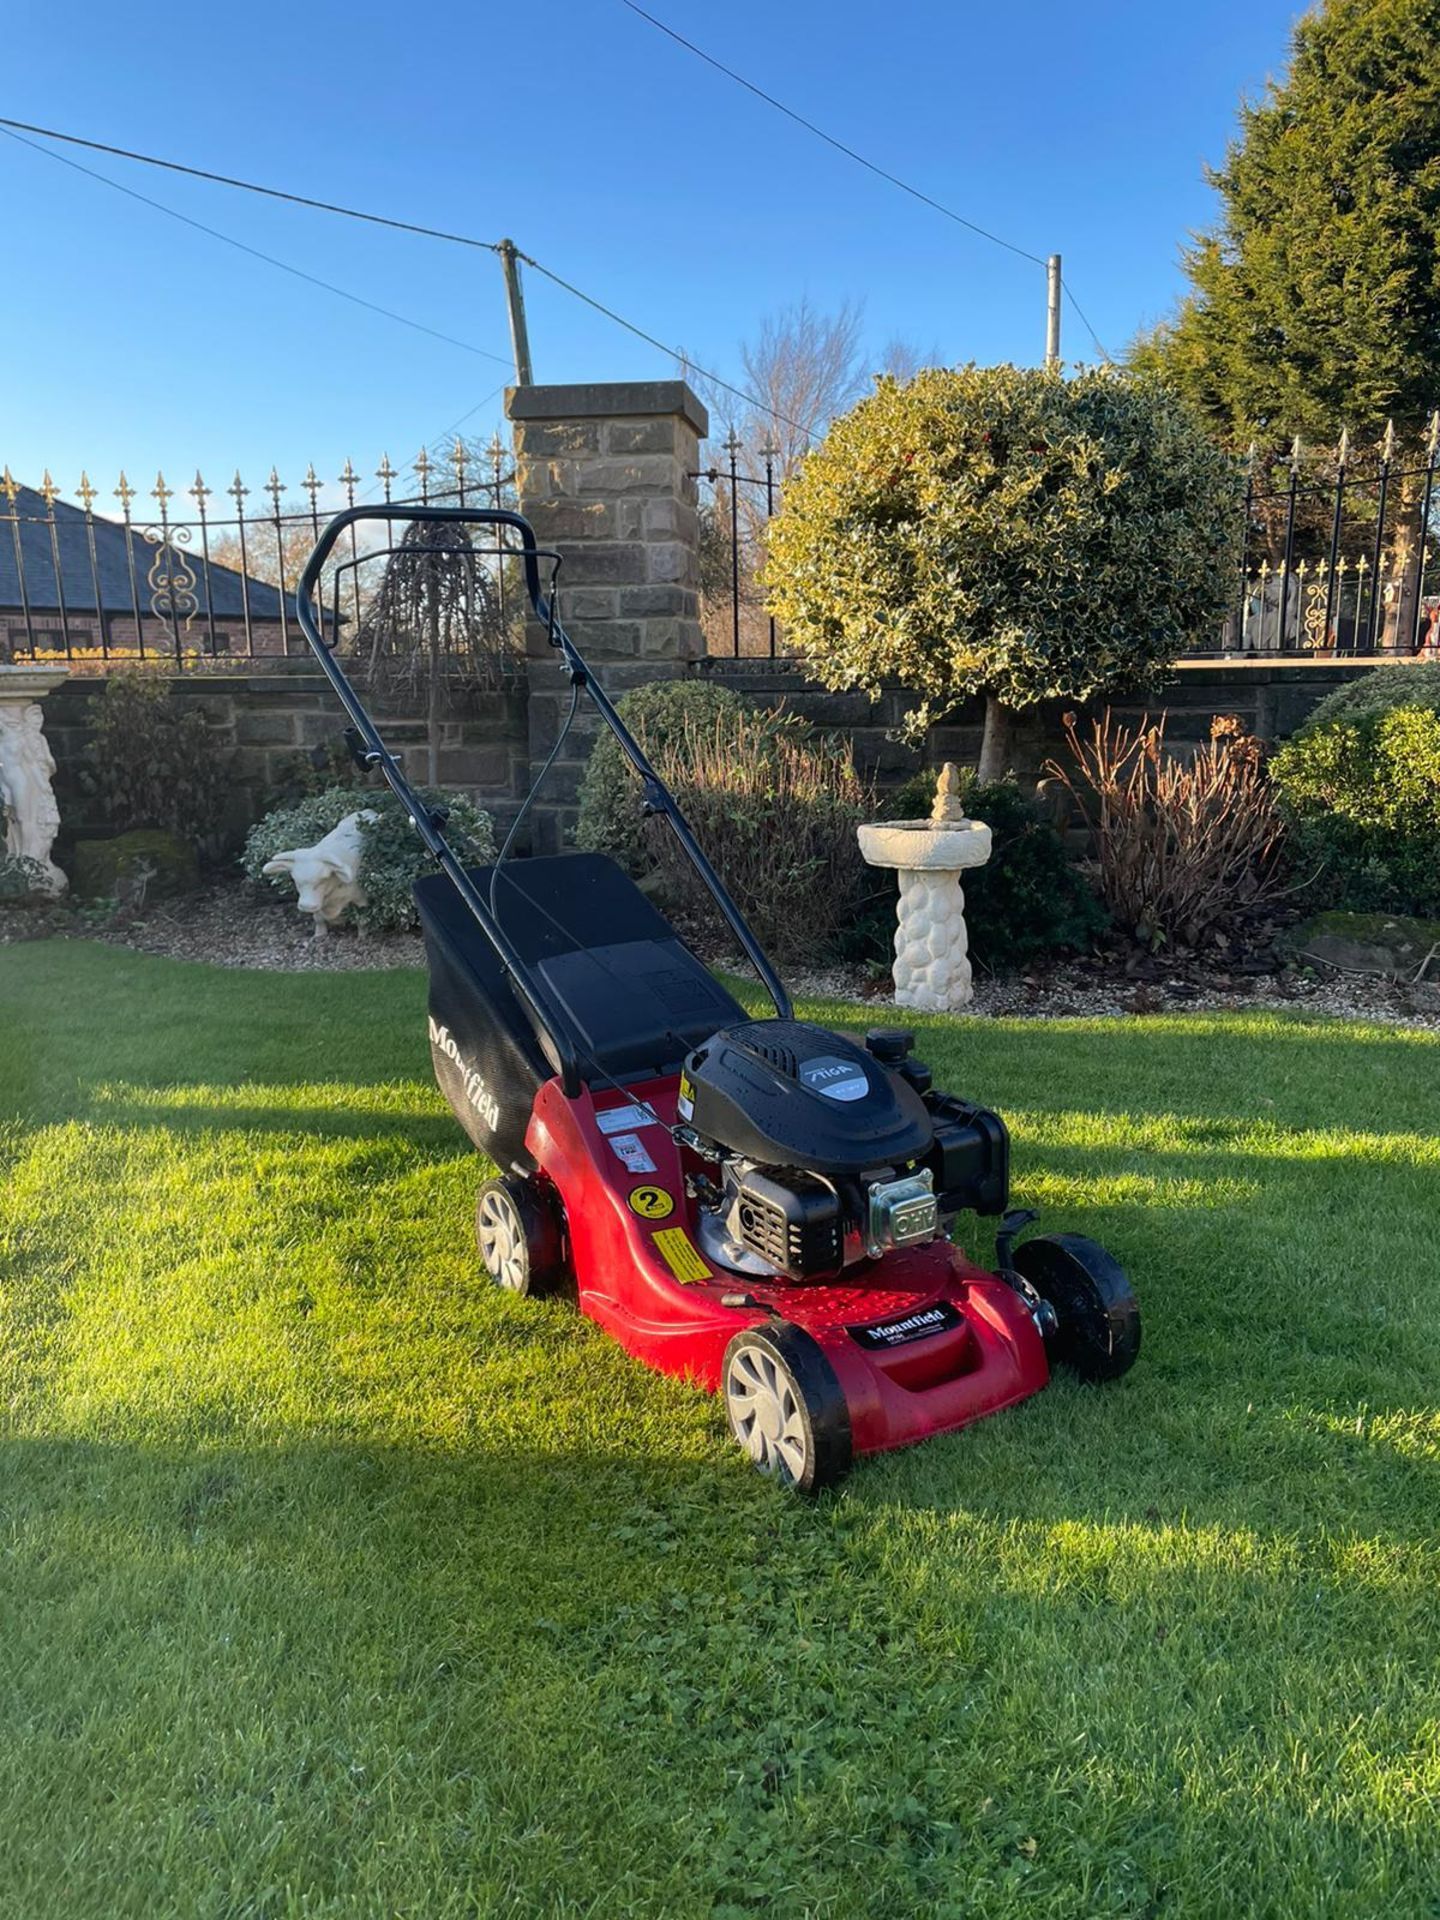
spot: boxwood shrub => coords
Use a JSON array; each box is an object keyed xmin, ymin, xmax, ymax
[{"xmin": 1270, "ymin": 666, "xmax": 1440, "ymax": 915}]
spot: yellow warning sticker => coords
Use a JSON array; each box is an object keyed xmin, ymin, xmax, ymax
[
  {"xmin": 652, "ymin": 1226, "xmax": 711, "ymax": 1284},
  {"xmin": 627, "ymin": 1184, "xmax": 675, "ymax": 1221},
  {"xmin": 677, "ymin": 1072, "xmax": 695, "ymax": 1122}
]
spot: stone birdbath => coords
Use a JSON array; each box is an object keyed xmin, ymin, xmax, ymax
[
  {"xmin": 857, "ymin": 764, "xmax": 992, "ymax": 1011},
  {"xmin": 0, "ymin": 663, "xmax": 71, "ymax": 895}
]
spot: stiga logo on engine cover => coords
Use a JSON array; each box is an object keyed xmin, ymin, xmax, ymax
[
  {"xmin": 848, "ymin": 1301, "xmax": 964, "ymax": 1350},
  {"xmin": 428, "ymin": 1018, "xmax": 501, "ymax": 1132},
  {"xmin": 799, "ymin": 1055, "xmax": 869, "ymax": 1102}
]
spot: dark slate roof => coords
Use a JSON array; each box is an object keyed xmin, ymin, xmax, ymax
[{"xmin": 0, "ymin": 485, "xmax": 300, "ymax": 620}]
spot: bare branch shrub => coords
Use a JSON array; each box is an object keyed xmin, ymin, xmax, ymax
[{"xmin": 1045, "ymin": 711, "xmax": 1290, "ymax": 949}]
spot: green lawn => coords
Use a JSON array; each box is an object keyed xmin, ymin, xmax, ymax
[{"xmin": 2, "ymin": 940, "xmax": 1438, "ymax": 1919}]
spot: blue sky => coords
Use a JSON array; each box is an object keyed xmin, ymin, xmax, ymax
[{"xmin": 3, "ymin": 0, "xmax": 1304, "ymax": 508}]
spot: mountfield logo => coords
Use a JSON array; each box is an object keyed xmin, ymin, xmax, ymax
[{"xmin": 428, "ymin": 1018, "xmax": 500, "ymax": 1132}]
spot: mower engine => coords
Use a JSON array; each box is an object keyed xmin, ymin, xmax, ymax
[{"xmin": 678, "ymin": 1020, "xmax": 1009, "ymax": 1283}]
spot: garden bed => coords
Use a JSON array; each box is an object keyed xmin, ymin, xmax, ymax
[{"xmin": 6, "ymin": 878, "xmax": 1440, "ymax": 1031}]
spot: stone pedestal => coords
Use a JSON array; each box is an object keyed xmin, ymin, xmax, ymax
[
  {"xmin": 506, "ymin": 380, "xmax": 708, "ymax": 852},
  {"xmin": 858, "ymin": 815, "xmax": 992, "ymax": 1011},
  {"xmin": 0, "ymin": 665, "xmax": 71, "ymax": 893}
]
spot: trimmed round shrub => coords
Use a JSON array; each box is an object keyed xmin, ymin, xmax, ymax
[
  {"xmin": 574, "ymin": 678, "xmax": 873, "ymax": 966},
  {"xmin": 242, "ymin": 785, "xmax": 495, "ymax": 932},
  {"xmin": 1271, "ymin": 667, "xmax": 1440, "ymax": 915},
  {"xmin": 765, "ymin": 365, "xmax": 1240, "ymax": 767}
]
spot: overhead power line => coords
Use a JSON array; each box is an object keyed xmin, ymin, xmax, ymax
[
  {"xmin": 515, "ymin": 254, "xmax": 818, "ymax": 441},
  {"xmin": 0, "ymin": 115, "xmax": 503, "ymax": 253},
  {"xmin": 617, "ymin": 0, "xmax": 1045, "ymax": 265},
  {"xmin": 1060, "ymin": 284, "xmax": 1113, "ymax": 365},
  {"xmin": 0, "ymin": 123, "xmax": 514, "ymax": 367},
  {"xmin": 0, "ymin": 113, "xmax": 821, "ymax": 442},
  {"xmin": 616, "ymin": 0, "xmax": 1114, "ymax": 363}
]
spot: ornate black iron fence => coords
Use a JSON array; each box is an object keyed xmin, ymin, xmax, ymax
[
  {"xmin": 0, "ymin": 439, "xmax": 516, "ymax": 670},
  {"xmin": 1210, "ymin": 414, "xmax": 1440, "ymax": 658}
]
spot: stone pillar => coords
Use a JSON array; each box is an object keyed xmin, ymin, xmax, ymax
[{"xmin": 506, "ymin": 380, "xmax": 708, "ymax": 852}]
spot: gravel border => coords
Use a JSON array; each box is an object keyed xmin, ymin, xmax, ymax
[{"xmin": 5, "ymin": 880, "xmax": 1438, "ymax": 1031}]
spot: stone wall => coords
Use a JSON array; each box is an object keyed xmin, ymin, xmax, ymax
[
  {"xmin": 692, "ymin": 655, "xmax": 1382, "ymax": 792},
  {"xmin": 507, "ymin": 380, "xmax": 708, "ymax": 852},
  {"xmin": 42, "ymin": 663, "xmax": 530, "ymax": 858}
]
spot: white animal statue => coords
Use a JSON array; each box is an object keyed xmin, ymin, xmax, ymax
[
  {"xmin": 0, "ymin": 697, "xmax": 67, "ymax": 894},
  {"xmin": 262, "ymin": 809, "xmax": 379, "ymax": 931}
]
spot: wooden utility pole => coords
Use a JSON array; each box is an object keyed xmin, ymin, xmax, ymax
[
  {"xmin": 498, "ymin": 239, "xmax": 534, "ymax": 386},
  {"xmin": 1045, "ymin": 254, "xmax": 1062, "ymax": 371}
]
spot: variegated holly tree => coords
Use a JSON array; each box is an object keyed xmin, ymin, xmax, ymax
[{"xmin": 765, "ymin": 365, "xmax": 1241, "ymax": 779}]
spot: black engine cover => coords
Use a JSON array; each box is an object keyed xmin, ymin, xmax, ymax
[{"xmin": 683, "ymin": 1020, "xmax": 933, "ymax": 1175}]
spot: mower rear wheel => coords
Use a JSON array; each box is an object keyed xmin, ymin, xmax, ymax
[
  {"xmin": 1012, "ymin": 1232, "xmax": 1140, "ymax": 1382},
  {"xmin": 722, "ymin": 1323, "xmax": 853, "ymax": 1494},
  {"xmin": 475, "ymin": 1174, "xmax": 568, "ymax": 1299}
]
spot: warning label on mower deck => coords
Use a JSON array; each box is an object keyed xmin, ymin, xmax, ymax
[
  {"xmin": 627, "ymin": 1185, "xmax": 675, "ymax": 1220},
  {"xmin": 596, "ymin": 1102, "xmax": 659, "ymax": 1135},
  {"xmin": 608, "ymin": 1132, "xmax": 657, "ymax": 1175},
  {"xmin": 652, "ymin": 1227, "xmax": 710, "ymax": 1284}
]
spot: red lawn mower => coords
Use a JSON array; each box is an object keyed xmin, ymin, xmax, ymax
[{"xmin": 297, "ymin": 506, "xmax": 1139, "ymax": 1492}]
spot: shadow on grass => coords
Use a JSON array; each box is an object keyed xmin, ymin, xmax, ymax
[{"xmin": 3, "ymin": 1423, "xmax": 1437, "ymax": 1920}]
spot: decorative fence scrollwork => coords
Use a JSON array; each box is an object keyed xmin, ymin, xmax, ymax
[{"xmin": 143, "ymin": 524, "xmax": 199, "ymax": 632}]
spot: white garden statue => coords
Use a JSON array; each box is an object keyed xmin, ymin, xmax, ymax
[
  {"xmin": 858, "ymin": 764, "xmax": 992, "ymax": 1011},
  {"xmin": 0, "ymin": 666, "xmax": 71, "ymax": 895},
  {"xmin": 262, "ymin": 809, "xmax": 379, "ymax": 931}
]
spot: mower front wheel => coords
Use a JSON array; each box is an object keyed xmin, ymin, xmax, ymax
[
  {"xmin": 476, "ymin": 1174, "xmax": 569, "ymax": 1300},
  {"xmin": 1012, "ymin": 1232, "xmax": 1140, "ymax": 1382},
  {"xmin": 722, "ymin": 1323, "xmax": 853, "ymax": 1494}
]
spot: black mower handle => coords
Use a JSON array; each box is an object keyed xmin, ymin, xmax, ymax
[{"xmin": 293, "ymin": 505, "xmax": 791, "ymax": 1093}]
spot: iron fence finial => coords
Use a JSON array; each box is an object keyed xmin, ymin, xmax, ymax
[
  {"xmin": 229, "ymin": 470, "xmax": 249, "ymax": 504},
  {"xmin": 2, "ymin": 467, "xmax": 19, "ymax": 505},
  {"xmin": 39, "ymin": 471, "xmax": 59, "ymax": 508},
  {"xmin": 303, "ymin": 463, "xmax": 321, "ymax": 505},
  {"xmin": 115, "ymin": 471, "xmax": 135, "ymax": 513},
  {"xmin": 76, "ymin": 471, "xmax": 96, "ymax": 512},
  {"xmin": 1381, "ymin": 419, "xmax": 1396, "ymax": 463},
  {"xmin": 338, "ymin": 458, "xmax": 358, "ymax": 490},
  {"xmin": 191, "ymin": 470, "xmax": 211, "ymax": 507},
  {"xmin": 152, "ymin": 471, "xmax": 172, "ymax": 510},
  {"xmin": 1337, "ymin": 427, "xmax": 1350, "ymax": 467},
  {"xmin": 266, "ymin": 468, "xmax": 285, "ymax": 509},
  {"xmin": 1427, "ymin": 410, "xmax": 1440, "ymax": 459}
]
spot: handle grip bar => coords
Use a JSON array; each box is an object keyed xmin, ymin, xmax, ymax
[{"xmin": 293, "ymin": 505, "xmax": 791, "ymax": 1093}]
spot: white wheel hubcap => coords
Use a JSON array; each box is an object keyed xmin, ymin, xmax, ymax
[
  {"xmin": 478, "ymin": 1188, "xmax": 528, "ymax": 1291},
  {"xmin": 726, "ymin": 1347, "xmax": 810, "ymax": 1485}
]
